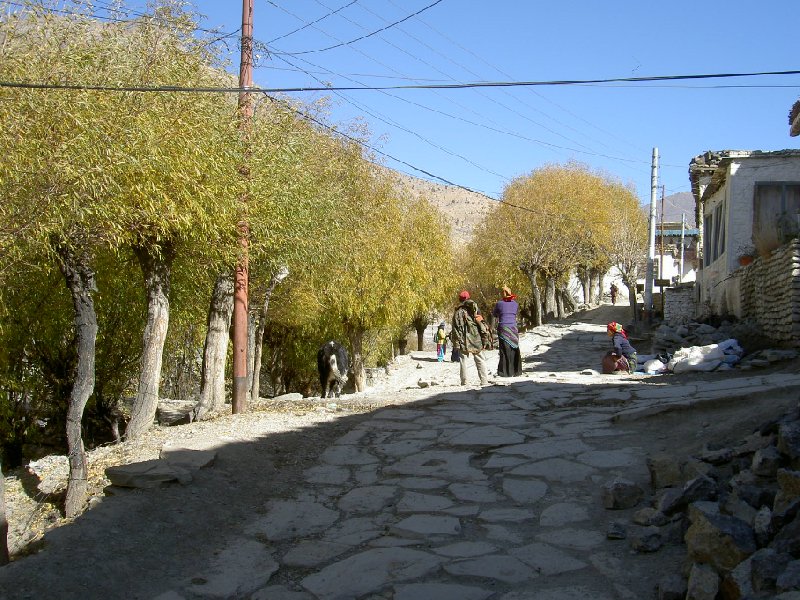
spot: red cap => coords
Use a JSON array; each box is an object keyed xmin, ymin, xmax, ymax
[{"xmin": 459, "ymin": 290, "xmax": 470, "ymax": 301}]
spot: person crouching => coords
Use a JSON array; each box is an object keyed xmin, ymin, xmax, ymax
[{"xmin": 605, "ymin": 321, "xmax": 637, "ymax": 374}]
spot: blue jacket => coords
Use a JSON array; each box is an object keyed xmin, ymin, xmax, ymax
[{"xmin": 611, "ymin": 333, "xmax": 636, "ymax": 358}]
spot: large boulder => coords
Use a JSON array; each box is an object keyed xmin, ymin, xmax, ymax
[{"xmin": 685, "ymin": 502, "xmax": 757, "ymax": 572}]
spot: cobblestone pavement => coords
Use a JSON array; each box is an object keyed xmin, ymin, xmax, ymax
[{"xmin": 3, "ymin": 306, "xmax": 800, "ymax": 599}]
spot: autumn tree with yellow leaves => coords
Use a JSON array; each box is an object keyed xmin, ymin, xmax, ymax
[{"xmin": 465, "ymin": 163, "xmax": 643, "ymax": 326}]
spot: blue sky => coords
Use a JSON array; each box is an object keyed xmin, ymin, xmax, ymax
[{"xmin": 159, "ymin": 2, "xmax": 799, "ymax": 212}]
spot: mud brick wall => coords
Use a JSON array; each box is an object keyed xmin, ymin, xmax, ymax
[{"xmin": 738, "ymin": 239, "xmax": 800, "ymax": 346}]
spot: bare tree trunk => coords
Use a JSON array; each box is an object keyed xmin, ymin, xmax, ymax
[
  {"xmin": 1, "ymin": 459, "xmax": 9, "ymax": 565},
  {"xmin": 126, "ymin": 241, "xmax": 174, "ymax": 440},
  {"xmin": 193, "ymin": 273, "xmax": 233, "ymax": 421},
  {"xmin": 560, "ymin": 287, "xmax": 577, "ymax": 315},
  {"xmin": 523, "ymin": 269, "xmax": 543, "ymax": 327},
  {"xmin": 246, "ymin": 310, "xmax": 257, "ymax": 402},
  {"xmin": 577, "ymin": 266, "xmax": 591, "ymax": 305},
  {"xmin": 412, "ymin": 312, "xmax": 429, "ymax": 351},
  {"xmin": 623, "ymin": 277, "xmax": 639, "ymax": 322},
  {"xmin": 596, "ymin": 270, "xmax": 606, "ymax": 305},
  {"xmin": 250, "ymin": 267, "xmax": 288, "ymax": 404},
  {"xmin": 56, "ymin": 242, "xmax": 97, "ymax": 518},
  {"xmin": 544, "ymin": 278, "xmax": 557, "ymax": 321},
  {"xmin": 345, "ymin": 326, "xmax": 366, "ymax": 392}
]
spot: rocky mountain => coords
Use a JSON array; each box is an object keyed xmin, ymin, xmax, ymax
[{"xmin": 661, "ymin": 191, "xmax": 696, "ymax": 224}]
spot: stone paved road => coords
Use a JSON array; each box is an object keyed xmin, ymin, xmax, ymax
[{"xmin": 3, "ymin": 305, "xmax": 800, "ymax": 599}]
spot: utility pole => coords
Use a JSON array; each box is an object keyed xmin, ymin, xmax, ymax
[
  {"xmin": 659, "ymin": 184, "xmax": 665, "ymax": 315},
  {"xmin": 659, "ymin": 185, "xmax": 665, "ymax": 282},
  {"xmin": 643, "ymin": 147, "xmax": 659, "ymax": 321},
  {"xmin": 679, "ymin": 212, "xmax": 686, "ymax": 283},
  {"xmin": 232, "ymin": 0, "xmax": 254, "ymax": 414}
]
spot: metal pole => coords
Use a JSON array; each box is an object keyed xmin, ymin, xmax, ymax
[
  {"xmin": 659, "ymin": 185, "xmax": 665, "ymax": 315},
  {"xmin": 232, "ymin": 0, "xmax": 254, "ymax": 414},
  {"xmin": 679, "ymin": 213, "xmax": 686, "ymax": 283},
  {"xmin": 643, "ymin": 148, "xmax": 658, "ymax": 318}
]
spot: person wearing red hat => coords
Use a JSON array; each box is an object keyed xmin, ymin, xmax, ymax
[
  {"xmin": 451, "ymin": 290, "xmax": 489, "ymax": 386},
  {"xmin": 492, "ymin": 286, "xmax": 522, "ymax": 377},
  {"xmin": 605, "ymin": 321, "xmax": 637, "ymax": 374}
]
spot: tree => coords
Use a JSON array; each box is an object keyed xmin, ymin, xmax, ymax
[
  {"xmin": 466, "ymin": 163, "xmax": 633, "ymax": 325},
  {"xmin": 0, "ymin": 2, "xmax": 241, "ymax": 510},
  {"xmin": 1, "ymin": 458, "xmax": 8, "ymax": 565},
  {"xmin": 606, "ymin": 196, "xmax": 649, "ymax": 322}
]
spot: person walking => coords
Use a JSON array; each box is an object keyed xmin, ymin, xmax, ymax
[
  {"xmin": 451, "ymin": 290, "xmax": 489, "ymax": 386},
  {"xmin": 435, "ymin": 322, "xmax": 448, "ymax": 362},
  {"xmin": 493, "ymin": 286, "xmax": 522, "ymax": 377},
  {"xmin": 610, "ymin": 283, "xmax": 618, "ymax": 305}
]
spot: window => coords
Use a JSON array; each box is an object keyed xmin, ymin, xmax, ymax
[
  {"xmin": 703, "ymin": 213, "xmax": 713, "ymax": 267},
  {"xmin": 754, "ymin": 182, "xmax": 800, "ymax": 254},
  {"xmin": 713, "ymin": 204, "xmax": 725, "ymax": 261},
  {"xmin": 702, "ymin": 200, "xmax": 726, "ymax": 266}
]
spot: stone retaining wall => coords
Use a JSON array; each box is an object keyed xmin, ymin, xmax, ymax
[
  {"xmin": 664, "ymin": 284, "xmax": 697, "ymax": 324},
  {"xmin": 735, "ymin": 239, "xmax": 800, "ymax": 347}
]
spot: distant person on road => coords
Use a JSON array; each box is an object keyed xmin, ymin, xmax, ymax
[
  {"xmin": 610, "ymin": 283, "xmax": 618, "ymax": 305},
  {"xmin": 435, "ymin": 322, "xmax": 448, "ymax": 362},
  {"xmin": 451, "ymin": 290, "xmax": 489, "ymax": 386},
  {"xmin": 604, "ymin": 321, "xmax": 637, "ymax": 374},
  {"xmin": 493, "ymin": 286, "xmax": 522, "ymax": 377}
]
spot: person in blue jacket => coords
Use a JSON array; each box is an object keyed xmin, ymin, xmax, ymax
[{"xmin": 607, "ymin": 321, "xmax": 637, "ymax": 374}]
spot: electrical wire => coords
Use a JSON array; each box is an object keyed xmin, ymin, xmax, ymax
[
  {"xmin": 270, "ymin": 0, "xmax": 444, "ymax": 55},
  {"xmin": 266, "ymin": 0, "xmax": 359, "ymax": 44},
  {"xmin": 5, "ymin": 68, "xmax": 785, "ymax": 92},
  {"xmin": 264, "ymin": 92, "xmax": 648, "ymax": 224}
]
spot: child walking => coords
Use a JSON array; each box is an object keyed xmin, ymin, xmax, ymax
[{"xmin": 435, "ymin": 322, "xmax": 448, "ymax": 362}]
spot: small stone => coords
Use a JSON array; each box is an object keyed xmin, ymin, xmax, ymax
[
  {"xmin": 775, "ymin": 469, "xmax": 800, "ymax": 512},
  {"xmin": 754, "ymin": 506, "xmax": 773, "ymax": 546},
  {"xmin": 777, "ymin": 560, "xmax": 800, "ymax": 592},
  {"xmin": 647, "ymin": 453, "xmax": 683, "ymax": 490},
  {"xmin": 606, "ymin": 521, "xmax": 626, "ymax": 540},
  {"xmin": 632, "ymin": 507, "xmax": 668, "ymax": 527},
  {"xmin": 778, "ymin": 422, "xmax": 800, "ymax": 460},
  {"xmin": 751, "ymin": 548, "xmax": 792, "ymax": 593},
  {"xmin": 628, "ymin": 525, "xmax": 663, "ymax": 553},
  {"xmin": 752, "ymin": 445, "xmax": 784, "ymax": 478},
  {"xmin": 657, "ymin": 574, "xmax": 686, "ymax": 600},
  {"xmin": 602, "ymin": 478, "xmax": 643, "ymax": 510},
  {"xmin": 770, "ymin": 513, "xmax": 800, "ymax": 556},
  {"xmin": 686, "ymin": 563, "xmax": 719, "ymax": 600},
  {"xmin": 700, "ymin": 447, "xmax": 734, "ymax": 465}
]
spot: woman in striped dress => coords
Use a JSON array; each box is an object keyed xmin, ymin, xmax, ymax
[{"xmin": 492, "ymin": 286, "xmax": 522, "ymax": 377}]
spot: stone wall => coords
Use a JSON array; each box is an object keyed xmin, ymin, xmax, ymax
[
  {"xmin": 735, "ymin": 239, "xmax": 800, "ymax": 347},
  {"xmin": 664, "ymin": 284, "xmax": 697, "ymax": 324}
]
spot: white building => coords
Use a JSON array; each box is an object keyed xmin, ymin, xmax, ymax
[{"xmin": 689, "ymin": 149, "xmax": 800, "ymax": 317}]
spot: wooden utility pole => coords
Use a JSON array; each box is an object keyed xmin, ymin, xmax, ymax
[{"xmin": 232, "ymin": 0, "xmax": 254, "ymax": 414}]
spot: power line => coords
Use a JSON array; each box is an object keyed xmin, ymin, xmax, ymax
[
  {"xmin": 270, "ymin": 0, "xmax": 444, "ymax": 55},
  {"xmin": 264, "ymin": 92, "xmax": 638, "ymax": 224},
  {"xmin": 275, "ymin": 55, "xmax": 509, "ymax": 181},
  {"xmin": 5, "ymin": 68, "xmax": 797, "ymax": 94},
  {"xmin": 266, "ymin": 0, "xmax": 359, "ymax": 44}
]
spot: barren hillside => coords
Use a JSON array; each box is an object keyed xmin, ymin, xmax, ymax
[{"xmin": 389, "ymin": 170, "xmax": 496, "ymax": 245}]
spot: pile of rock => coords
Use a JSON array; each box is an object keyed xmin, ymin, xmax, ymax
[
  {"xmin": 652, "ymin": 320, "xmax": 798, "ymax": 370},
  {"xmin": 602, "ymin": 405, "xmax": 800, "ymax": 599}
]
